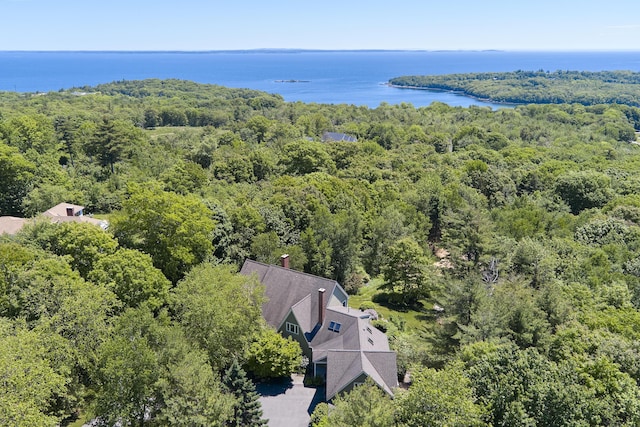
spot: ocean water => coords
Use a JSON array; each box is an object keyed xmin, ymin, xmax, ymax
[{"xmin": 1, "ymin": 50, "xmax": 640, "ymax": 108}]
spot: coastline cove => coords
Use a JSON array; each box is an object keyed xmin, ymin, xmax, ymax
[{"xmin": 1, "ymin": 50, "xmax": 639, "ymax": 108}]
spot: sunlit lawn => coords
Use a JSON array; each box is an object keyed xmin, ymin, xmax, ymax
[{"xmin": 348, "ymin": 277, "xmax": 437, "ymax": 332}]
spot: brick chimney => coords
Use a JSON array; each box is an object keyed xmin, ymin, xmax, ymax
[
  {"xmin": 280, "ymin": 254, "xmax": 290, "ymax": 269},
  {"xmin": 66, "ymin": 207, "xmax": 74, "ymax": 216},
  {"xmin": 318, "ymin": 288, "xmax": 326, "ymax": 325}
]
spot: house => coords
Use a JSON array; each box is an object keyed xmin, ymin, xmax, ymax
[
  {"xmin": 42, "ymin": 203, "xmax": 109, "ymax": 229},
  {"xmin": 0, "ymin": 203, "xmax": 108, "ymax": 236},
  {"xmin": 321, "ymin": 132, "xmax": 357, "ymax": 143},
  {"xmin": 240, "ymin": 255, "xmax": 398, "ymax": 400}
]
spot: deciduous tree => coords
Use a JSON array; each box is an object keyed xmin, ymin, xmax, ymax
[
  {"xmin": 245, "ymin": 327, "xmax": 302, "ymax": 379},
  {"xmin": 112, "ymin": 186, "xmax": 216, "ymax": 283},
  {"xmin": 381, "ymin": 237, "xmax": 435, "ymax": 305},
  {"xmin": 311, "ymin": 377, "xmax": 395, "ymax": 427},
  {"xmin": 396, "ymin": 362, "xmax": 485, "ymax": 427},
  {"xmin": 89, "ymin": 248, "xmax": 170, "ymax": 311},
  {"xmin": 170, "ymin": 263, "xmax": 264, "ymax": 368},
  {"xmin": 0, "ymin": 141, "xmax": 35, "ymax": 216},
  {"xmin": 41, "ymin": 222, "xmax": 118, "ymax": 279},
  {"xmin": 0, "ymin": 320, "xmax": 66, "ymax": 427}
]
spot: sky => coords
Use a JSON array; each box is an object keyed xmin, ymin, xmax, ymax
[{"xmin": 1, "ymin": 0, "xmax": 639, "ymax": 51}]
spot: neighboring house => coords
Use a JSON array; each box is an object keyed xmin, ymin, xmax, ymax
[
  {"xmin": 321, "ymin": 132, "xmax": 357, "ymax": 143},
  {"xmin": 0, "ymin": 203, "xmax": 108, "ymax": 236},
  {"xmin": 42, "ymin": 203, "xmax": 109, "ymax": 229},
  {"xmin": 0, "ymin": 216, "xmax": 29, "ymax": 236},
  {"xmin": 240, "ymin": 255, "xmax": 398, "ymax": 401}
]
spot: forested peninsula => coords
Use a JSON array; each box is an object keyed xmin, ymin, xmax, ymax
[
  {"xmin": 389, "ymin": 70, "xmax": 640, "ymax": 106},
  {"xmin": 4, "ymin": 79, "xmax": 640, "ymax": 425}
]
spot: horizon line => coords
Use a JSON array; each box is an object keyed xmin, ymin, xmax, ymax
[{"xmin": 1, "ymin": 48, "xmax": 640, "ymax": 53}]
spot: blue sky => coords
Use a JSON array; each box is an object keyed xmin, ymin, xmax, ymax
[{"xmin": 1, "ymin": 0, "xmax": 639, "ymax": 51}]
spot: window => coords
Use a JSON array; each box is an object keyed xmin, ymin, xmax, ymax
[
  {"xmin": 366, "ymin": 326, "xmax": 372, "ymax": 334},
  {"xmin": 328, "ymin": 321, "xmax": 342, "ymax": 332},
  {"xmin": 367, "ymin": 337, "xmax": 374, "ymax": 345},
  {"xmin": 286, "ymin": 322, "xmax": 299, "ymax": 335}
]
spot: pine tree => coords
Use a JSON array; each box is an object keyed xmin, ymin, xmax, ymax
[{"xmin": 222, "ymin": 359, "xmax": 268, "ymax": 426}]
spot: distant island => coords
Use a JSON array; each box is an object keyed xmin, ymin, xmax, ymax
[
  {"xmin": 389, "ymin": 70, "xmax": 640, "ymax": 107},
  {"xmin": 274, "ymin": 79, "xmax": 310, "ymax": 83}
]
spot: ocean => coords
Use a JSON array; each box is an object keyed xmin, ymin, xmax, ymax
[{"xmin": 1, "ymin": 50, "xmax": 640, "ymax": 108}]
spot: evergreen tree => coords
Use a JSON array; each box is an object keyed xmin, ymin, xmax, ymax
[{"xmin": 222, "ymin": 359, "xmax": 268, "ymax": 427}]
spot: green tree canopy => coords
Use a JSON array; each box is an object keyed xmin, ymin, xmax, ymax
[
  {"xmin": 0, "ymin": 320, "xmax": 66, "ymax": 427},
  {"xmin": 38, "ymin": 222, "xmax": 119, "ymax": 278},
  {"xmin": 280, "ymin": 140, "xmax": 336, "ymax": 175},
  {"xmin": 555, "ymin": 171, "xmax": 613, "ymax": 214},
  {"xmin": 0, "ymin": 141, "xmax": 35, "ymax": 216},
  {"xmin": 93, "ymin": 308, "xmax": 162, "ymax": 426},
  {"xmin": 154, "ymin": 325, "xmax": 234, "ymax": 427},
  {"xmin": 89, "ymin": 248, "xmax": 170, "ymax": 311},
  {"xmin": 170, "ymin": 263, "xmax": 265, "ymax": 368},
  {"xmin": 311, "ymin": 377, "xmax": 395, "ymax": 427},
  {"xmin": 86, "ymin": 117, "xmax": 145, "ymax": 173},
  {"xmin": 112, "ymin": 186, "xmax": 216, "ymax": 283},
  {"xmin": 381, "ymin": 237, "xmax": 436, "ymax": 306},
  {"xmin": 396, "ymin": 362, "xmax": 485, "ymax": 427},
  {"xmin": 245, "ymin": 327, "xmax": 302, "ymax": 379}
]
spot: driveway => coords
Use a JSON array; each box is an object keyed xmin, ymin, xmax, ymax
[{"xmin": 257, "ymin": 374, "xmax": 325, "ymax": 427}]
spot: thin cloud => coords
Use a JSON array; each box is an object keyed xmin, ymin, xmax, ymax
[{"xmin": 605, "ymin": 24, "xmax": 640, "ymax": 30}]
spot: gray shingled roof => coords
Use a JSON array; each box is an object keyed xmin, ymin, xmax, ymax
[
  {"xmin": 310, "ymin": 306, "xmax": 388, "ymax": 361},
  {"xmin": 240, "ymin": 259, "xmax": 339, "ymax": 330},
  {"xmin": 240, "ymin": 259, "xmax": 398, "ymax": 400},
  {"xmin": 310, "ymin": 306, "xmax": 398, "ymax": 399},
  {"xmin": 325, "ymin": 350, "xmax": 398, "ymax": 400},
  {"xmin": 361, "ymin": 351, "xmax": 399, "ymax": 397},
  {"xmin": 322, "ymin": 132, "xmax": 357, "ymax": 143},
  {"xmin": 290, "ymin": 294, "xmax": 311, "ymax": 332}
]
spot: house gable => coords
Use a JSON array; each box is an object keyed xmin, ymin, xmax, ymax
[
  {"xmin": 239, "ymin": 259, "xmax": 339, "ymax": 330},
  {"xmin": 329, "ymin": 285, "xmax": 348, "ymax": 307},
  {"xmin": 325, "ymin": 350, "xmax": 398, "ymax": 400},
  {"xmin": 278, "ymin": 309, "xmax": 312, "ymax": 358}
]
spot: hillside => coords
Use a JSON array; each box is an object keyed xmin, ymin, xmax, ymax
[{"xmin": 3, "ymin": 79, "xmax": 640, "ymax": 425}]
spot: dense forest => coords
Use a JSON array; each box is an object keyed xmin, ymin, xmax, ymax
[
  {"xmin": 389, "ymin": 70, "xmax": 640, "ymax": 107},
  {"xmin": 3, "ymin": 78, "xmax": 640, "ymax": 425}
]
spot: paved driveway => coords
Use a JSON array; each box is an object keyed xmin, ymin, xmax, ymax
[{"xmin": 257, "ymin": 374, "xmax": 324, "ymax": 427}]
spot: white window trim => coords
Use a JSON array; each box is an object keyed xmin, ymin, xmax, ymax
[{"xmin": 286, "ymin": 322, "xmax": 299, "ymax": 335}]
